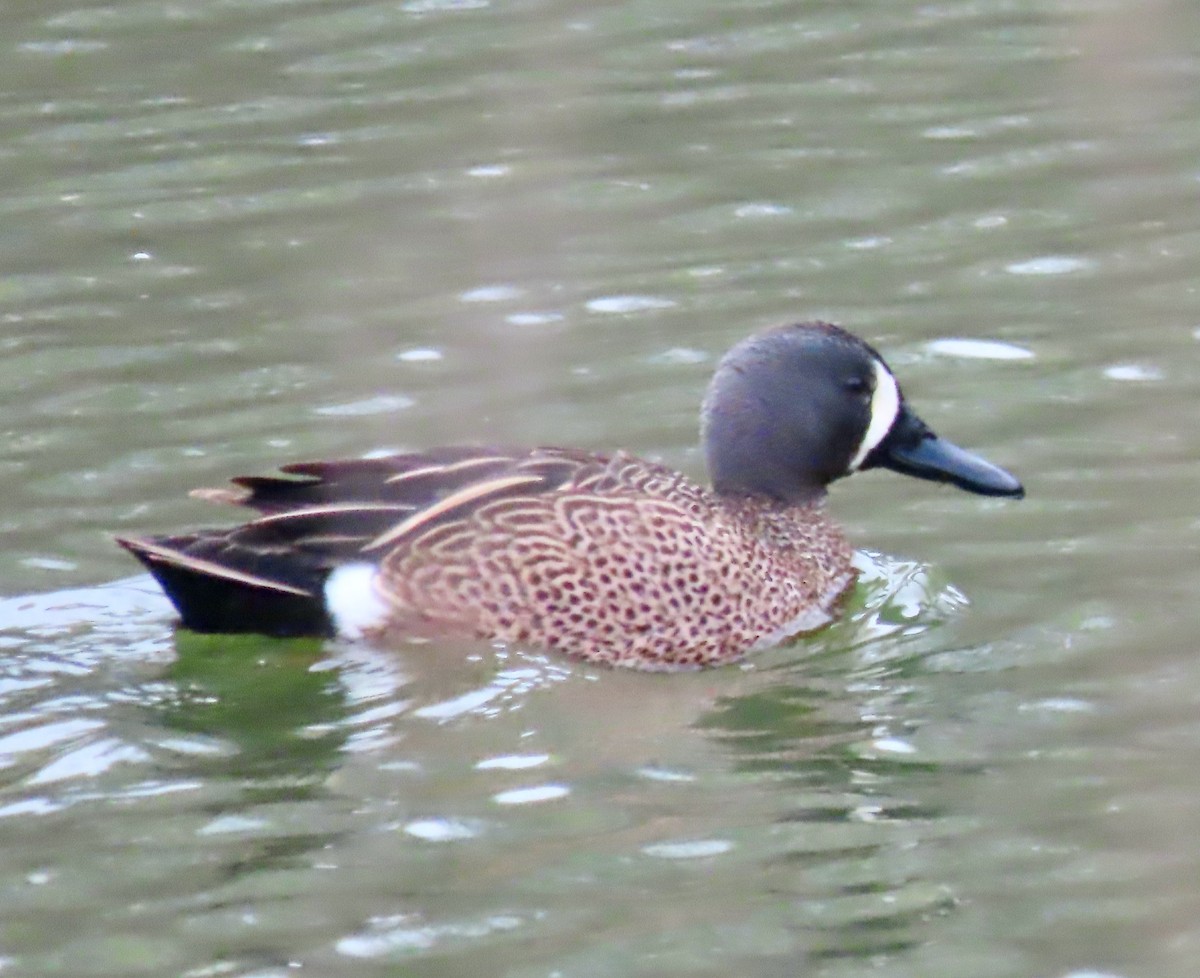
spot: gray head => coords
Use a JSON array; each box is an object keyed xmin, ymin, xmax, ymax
[{"xmin": 701, "ymin": 322, "xmax": 1023, "ymax": 504}]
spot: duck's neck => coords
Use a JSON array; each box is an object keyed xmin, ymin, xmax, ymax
[
  {"xmin": 701, "ymin": 371, "xmax": 837, "ymax": 506},
  {"xmin": 711, "ymin": 480, "xmax": 827, "ymax": 508},
  {"xmin": 712, "ymin": 486, "xmax": 827, "ymax": 515}
]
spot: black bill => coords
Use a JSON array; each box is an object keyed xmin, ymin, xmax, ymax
[{"xmin": 865, "ymin": 405, "xmax": 1024, "ymax": 499}]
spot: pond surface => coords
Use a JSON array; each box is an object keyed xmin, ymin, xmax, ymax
[{"xmin": 3, "ymin": 1, "xmax": 1200, "ymax": 975}]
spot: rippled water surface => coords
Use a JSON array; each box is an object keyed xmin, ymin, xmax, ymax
[{"xmin": 3, "ymin": 1, "xmax": 1200, "ymax": 976}]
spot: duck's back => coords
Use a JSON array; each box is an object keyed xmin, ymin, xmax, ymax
[{"xmin": 119, "ymin": 446, "xmax": 857, "ymax": 669}]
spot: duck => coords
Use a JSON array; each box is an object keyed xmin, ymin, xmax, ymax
[{"xmin": 118, "ymin": 321, "xmax": 1023, "ymax": 671}]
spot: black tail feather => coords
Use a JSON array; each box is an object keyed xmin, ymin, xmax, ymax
[{"xmin": 117, "ymin": 534, "xmax": 335, "ymax": 638}]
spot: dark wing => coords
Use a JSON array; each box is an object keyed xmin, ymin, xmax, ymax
[
  {"xmin": 116, "ymin": 446, "xmax": 618, "ymax": 635},
  {"xmin": 198, "ymin": 446, "xmax": 612, "ymax": 544}
]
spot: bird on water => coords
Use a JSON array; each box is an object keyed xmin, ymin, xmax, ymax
[{"xmin": 118, "ymin": 322, "xmax": 1023, "ymax": 670}]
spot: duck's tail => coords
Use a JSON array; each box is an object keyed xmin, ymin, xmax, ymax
[{"xmin": 116, "ymin": 533, "xmax": 335, "ymax": 637}]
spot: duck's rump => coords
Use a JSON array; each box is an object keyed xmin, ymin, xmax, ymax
[{"xmin": 117, "ymin": 531, "xmax": 337, "ymax": 636}]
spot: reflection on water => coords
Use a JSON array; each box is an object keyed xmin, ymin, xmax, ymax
[
  {"xmin": 0, "ymin": 553, "xmax": 992, "ymax": 974},
  {"xmin": 162, "ymin": 634, "xmax": 346, "ymax": 784}
]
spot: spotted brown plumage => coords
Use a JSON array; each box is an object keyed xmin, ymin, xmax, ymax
[
  {"xmin": 118, "ymin": 322, "xmax": 1024, "ymax": 670},
  {"xmin": 367, "ymin": 450, "xmax": 855, "ymax": 669}
]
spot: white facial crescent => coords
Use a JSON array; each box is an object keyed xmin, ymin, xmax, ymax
[{"xmin": 848, "ymin": 359, "xmax": 900, "ymax": 471}]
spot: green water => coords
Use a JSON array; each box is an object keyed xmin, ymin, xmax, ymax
[{"xmin": 2, "ymin": 1, "xmax": 1200, "ymax": 975}]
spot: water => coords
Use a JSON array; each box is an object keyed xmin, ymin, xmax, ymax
[{"xmin": 3, "ymin": 0, "xmax": 1200, "ymax": 975}]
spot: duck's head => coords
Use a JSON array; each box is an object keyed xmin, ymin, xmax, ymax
[{"xmin": 701, "ymin": 322, "xmax": 1024, "ymax": 504}]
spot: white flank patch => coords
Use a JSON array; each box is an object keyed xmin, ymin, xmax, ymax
[
  {"xmin": 324, "ymin": 563, "xmax": 389, "ymax": 639},
  {"xmin": 848, "ymin": 359, "xmax": 900, "ymax": 471}
]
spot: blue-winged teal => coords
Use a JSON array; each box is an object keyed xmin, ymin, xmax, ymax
[{"xmin": 118, "ymin": 322, "xmax": 1022, "ymax": 670}]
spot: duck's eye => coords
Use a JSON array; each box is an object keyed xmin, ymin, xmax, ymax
[{"xmin": 842, "ymin": 375, "xmax": 871, "ymax": 396}]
